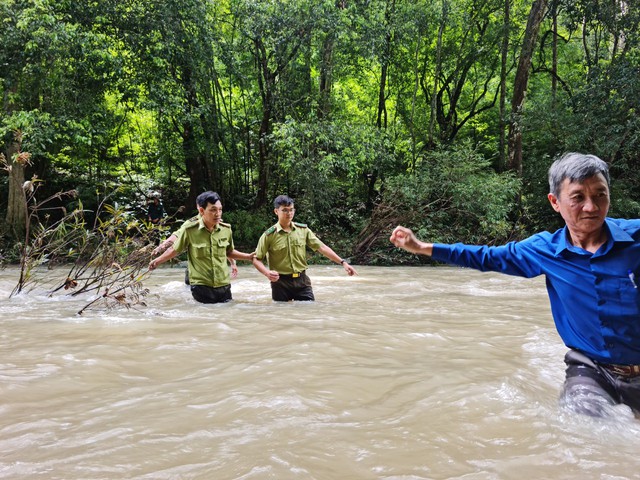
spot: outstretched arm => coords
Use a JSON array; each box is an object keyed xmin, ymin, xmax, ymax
[
  {"xmin": 389, "ymin": 226, "xmax": 434, "ymax": 256},
  {"xmin": 317, "ymin": 244, "xmax": 357, "ymax": 276},
  {"xmin": 153, "ymin": 233, "xmax": 178, "ymax": 256},
  {"xmin": 228, "ymin": 249, "xmax": 255, "ymax": 262},
  {"xmin": 149, "ymin": 246, "xmax": 179, "ymax": 270}
]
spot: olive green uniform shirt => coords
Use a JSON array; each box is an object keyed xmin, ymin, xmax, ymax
[
  {"xmin": 173, "ymin": 215, "xmax": 198, "ymax": 237},
  {"xmin": 255, "ymin": 222, "xmax": 323, "ymax": 274},
  {"xmin": 173, "ymin": 217, "xmax": 234, "ymax": 287}
]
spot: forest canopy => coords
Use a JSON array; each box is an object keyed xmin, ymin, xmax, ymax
[{"xmin": 2, "ymin": 0, "xmax": 639, "ymax": 264}]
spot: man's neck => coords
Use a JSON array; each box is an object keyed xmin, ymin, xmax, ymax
[
  {"xmin": 568, "ymin": 228, "xmax": 607, "ymax": 254},
  {"xmin": 203, "ymin": 218, "xmax": 218, "ymax": 232},
  {"xmin": 278, "ymin": 220, "xmax": 292, "ymax": 231}
]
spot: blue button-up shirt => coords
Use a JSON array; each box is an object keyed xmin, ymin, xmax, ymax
[{"xmin": 431, "ymin": 218, "xmax": 640, "ymax": 364}]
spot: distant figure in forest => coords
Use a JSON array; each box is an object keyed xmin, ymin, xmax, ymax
[
  {"xmin": 147, "ymin": 193, "xmax": 165, "ymax": 224},
  {"xmin": 252, "ymin": 194, "xmax": 357, "ymax": 301},
  {"xmin": 390, "ymin": 152, "xmax": 640, "ymax": 418},
  {"xmin": 148, "ymin": 191, "xmax": 252, "ymax": 303}
]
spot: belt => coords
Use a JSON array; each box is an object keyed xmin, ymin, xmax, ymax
[
  {"xmin": 279, "ymin": 271, "xmax": 305, "ymax": 279},
  {"xmin": 601, "ymin": 363, "xmax": 640, "ymax": 378}
]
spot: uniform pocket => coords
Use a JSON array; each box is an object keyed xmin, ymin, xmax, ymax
[
  {"xmin": 216, "ymin": 238, "xmax": 230, "ymax": 253},
  {"xmin": 291, "ymin": 239, "xmax": 306, "ymax": 252},
  {"xmin": 272, "ymin": 242, "xmax": 287, "ymax": 253},
  {"xmin": 192, "ymin": 242, "xmax": 210, "ymax": 258}
]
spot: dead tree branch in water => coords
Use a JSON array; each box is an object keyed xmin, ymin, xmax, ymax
[{"xmin": 6, "ymin": 179, "xmax": 167, "ymax": 314}]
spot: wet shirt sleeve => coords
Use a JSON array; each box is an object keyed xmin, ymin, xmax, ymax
[
  {"xmin": 172, "ymin": 225, "xmax": 190, "ymax": 254},
  {"xmin": 171, "ymin": 218, "xmax": 199, "ymax": 253},
  {"xmin": 430, "ymin": 240, "xmax": 542, "ymax": 278},
  {"xmin": 305, "ymin": 227, "xmax": 323, "ymax": 252},
  {"xmin": 255, "ymin": 230, "xmax": 270, "ymax": 262},
  {"xmin": 431, "ymin": 219, "xmax": 640, "ymax": 364}
]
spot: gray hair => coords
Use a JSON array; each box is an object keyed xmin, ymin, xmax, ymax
[{"xmin": 548, "ymin": 152, "xmax": 610, "ymax": 197}]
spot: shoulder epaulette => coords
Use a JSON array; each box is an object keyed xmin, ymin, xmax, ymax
[
  {"xmin": 219, "ymin": 221, "xmax": 231, "ymax": 228},
  {"xmin": 293, "ymin": 222, "xmax": 307, "ymax": 228},
  {"xmin": 183, "ymin": 218, "xmax": 200, "ymax": 229},
  {"xmin": 265, "ymin": 226, "xmax": 277, "ymax": 235}
]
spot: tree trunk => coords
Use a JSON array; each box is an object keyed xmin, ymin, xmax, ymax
[
  {"xmin": 370, "ymin": 0, "xmax": 395, "ymax": 210},
  {"xmin": 376, "ymin": 60, "xmax": 389, "ymax": 130},
  {"xmin": 498, "ymin": 0, "xmax": 510, "ymax": 171},
  {"xmin": 4, "ymin": 140, "xmax": 27, "ymax": 241},
  {"xmin": 177, "ymin": 63, "xmax": 213, "ymax": 213},
  {"xmin": 199, "ymin": 68, "xmax": 223, "ymax": 196},
  {"xmin": 254, "ymin": 38, "xmax": 275, "ymax": 208},
  {"xmin": 182, "ymin": 122, "xmax": 210, "ymax": 214},
  {"xmin": 376, "ymin": 0, "xmax": 396, "ymax": 130},
  {"xmin": 429, "ymin": 0, "xmax": 447, "ymax": 146},
  {"xmin": 250, "ymin": 18, "xmax": 310, "ymax": 207},
  {"xmin": 318, "ymin": 32, "xmax": 335, "ymax": 120},
  {"xmin": 507, "ymin": 0, "xmax": 548, "ymax": 176},
  {"xmin": 255, "ymin": 95, "xmax": 272, "ymax": 208},
  {"xmin": 551, "ymin": 1, "xmax": 557, "ymax": 102},
  {"xmin": 410, "ymin": 35, "xmax": 422, "ymax": 171},
  {"xmin": 318, "ymin": 1, "xmax": 347, "ymax": 120}
]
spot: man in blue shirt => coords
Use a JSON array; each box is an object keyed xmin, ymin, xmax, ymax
[{"xmin": 390, "ymin": 152, "xmax": 640, "ymax": 417}]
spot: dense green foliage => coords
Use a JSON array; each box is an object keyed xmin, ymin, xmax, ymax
[{"xmin": 2, "ymin": 0, "xmax": 639, "ymax": 264}]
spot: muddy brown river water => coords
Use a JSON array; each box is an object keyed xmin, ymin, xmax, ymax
[{"xmin": 1, "ymin": 265, "xmax": 639, "ymax": 479}]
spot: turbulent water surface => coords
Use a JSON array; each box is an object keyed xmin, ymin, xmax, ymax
[{"xmin": 1, "ymin": 265, "xmax": 640, "ymax": 479}]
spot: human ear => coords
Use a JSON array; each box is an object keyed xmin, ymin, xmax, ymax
[{"xmin": 547, "ymin": 193, "xmax": 561, "ymax": 212}]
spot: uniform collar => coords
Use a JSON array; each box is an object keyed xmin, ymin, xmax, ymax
[
  {"xmin": 198, "ymin": 216, "xmax": 220, "ymax": 232},
  {"xmin": 275, "ymin": 222, "xmax": 295, "ymax": 232}
]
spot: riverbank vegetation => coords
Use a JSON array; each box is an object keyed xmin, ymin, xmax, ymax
[{"xmin": 2, "ymin": 0, "xmax": 639, "ymax": 267}]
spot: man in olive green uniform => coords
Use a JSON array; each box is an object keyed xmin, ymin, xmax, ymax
[
  {"xmin": 153, "ymin": 216, "xmax": 238, "ymax": 282},
  {"xmin": 149, "ymin": 191, "xmax": 252, "ymax": 303},
  {"xmin": 252, "ymin": 195, "xmax": 357, "ymax": 301}
]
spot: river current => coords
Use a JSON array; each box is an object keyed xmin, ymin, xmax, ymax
[{"xmin": 1, "ymin": 265, "xmax": 640, "ymax": 479}]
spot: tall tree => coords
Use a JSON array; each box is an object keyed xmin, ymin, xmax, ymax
[
  {"xmin": 507, "ymin": 0, "xmax": 548, "ymax": 175},
  {"xmin": 235, "ymin": 0, "xmax": 315, "ymax": 207},
  {"xmin": 317, "ymin": 1, "xmax": 348, "ymax": 120},
  {"xmin": 3, "ymin": 133, "xmax": 27, "ymax": 241},
  {"xmin": 429, "ymin": 0, "xmax": 448, "ymax": 146},
  {"xmin": 498, "ymin": 0, "xmax": 511, "ymax": 170},
  {"xmin": 376, "ymin": 0, "xmax": 396, "ymax": 131},
  {"xmin": 1, "ymin": 0, "xmax": 118, "ymax": 239},
  {"xmin": 429, "ymin": 0, "xmax": 503, "ymax": 144},
  {"xmin": 112, "ymin": 0, "xmax": 222, "ymax": 211}
]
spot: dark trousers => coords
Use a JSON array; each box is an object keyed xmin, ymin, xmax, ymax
[
  {"xmin": 190, "ymin": 284, "xmax": 232, "ymax": 304},
  {"xmin": 271, "ymin": 271, "xmax": 314, "ymax": 302},
  {"xmin": 560, "ymin": 349, "xmax": 640, "ymax": 417}
]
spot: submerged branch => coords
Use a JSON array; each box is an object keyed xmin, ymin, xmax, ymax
[{"xmin": 10, "ymin": 186, "xmax": 167, "ymax": 315}]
